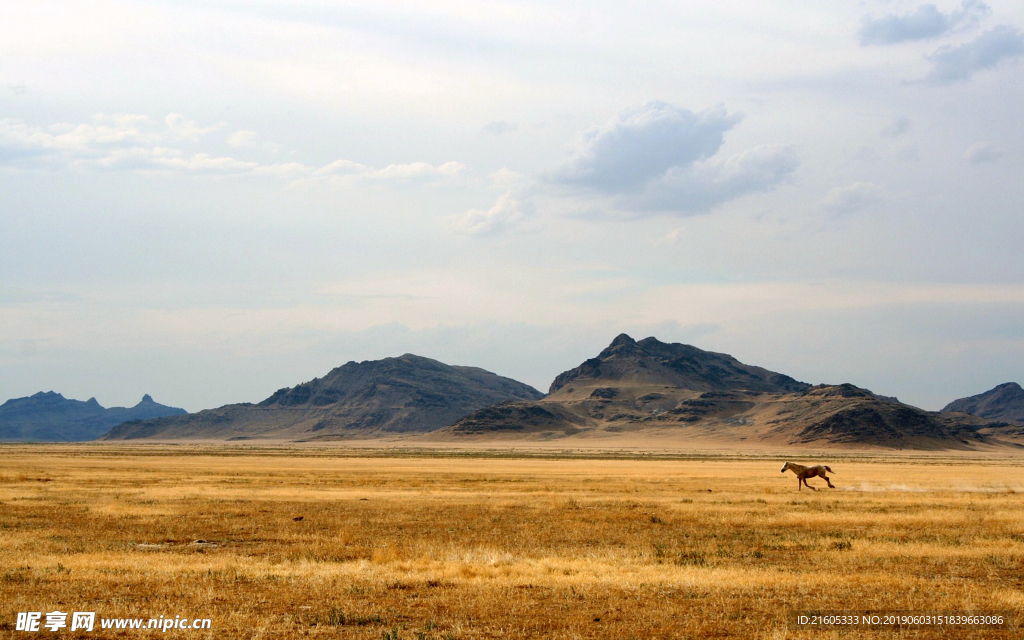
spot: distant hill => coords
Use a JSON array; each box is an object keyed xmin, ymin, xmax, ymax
[
  {"xmin": 758, "ymin": 384, "xmax": 995, "ymax": 448},
  {"xmin": 549, "ymin": 333, "xmax": 809, "ymax": 395},
  {"xmin": 942, "ymin": 383, "xmax": 1024, "ymax": 424},
  {"xmin": 103, "ymin": 354, "xmax": 543, "ymax": 440},
  {"xmin": 0, "ymin": 392, "xmax": 186, "ymax": 442},
  {"xmin": 436, "ymin": 335, "xmax": 1007, "ymax": 449}
]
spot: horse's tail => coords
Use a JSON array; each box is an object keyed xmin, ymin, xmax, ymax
[{"xmin": 824, "ymin": 466, "xmax": 834, "ymax": 473}]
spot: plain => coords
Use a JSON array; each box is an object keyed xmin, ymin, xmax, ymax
[{"xmin": 1, "ymin": 445, "xmax": 1023, "ymax": 639}]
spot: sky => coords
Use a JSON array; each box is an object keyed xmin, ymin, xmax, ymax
[{"xmin": 2, "ymin": 0, "xmax": 1023, "ymax": 412}]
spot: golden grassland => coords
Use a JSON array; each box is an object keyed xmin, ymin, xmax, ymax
[{"xmin": 2, "ymin": 445, "xmax": 1024, "ymax": 639}]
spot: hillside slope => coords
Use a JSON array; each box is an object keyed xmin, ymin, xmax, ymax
[
  {"xmin": 942, "ymin": 383, "xmax": 1024, "ymax": 424},
  {"xmin": 548, "ymin": 333, "xmax": 809, "ymax": 395},
  {"xmin": 103, "ymin": 354, "xmax": 542, "ymax": 440}
]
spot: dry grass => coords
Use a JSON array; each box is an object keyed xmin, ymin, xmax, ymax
[{"xmin": 1, "ymin": 445, "xmax": 1024, "ymax": 638}]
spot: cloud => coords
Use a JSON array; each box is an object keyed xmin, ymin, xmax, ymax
[
  {"xmin": 881, "ymin": 116, "xmax": 911, "ymax": 139},
  {"xmin": 0, "ymin": 114, "xmax": 255, "ymax": 176},
  {"xmin": 82, "ymin": 148, "xmax": 259, "ymax": 174},
  {"xmin": 551, "ymin": 101, "xmax": 743, "ymax": 193},
  {"xmin": 165, "ymin": 114, "xmax": 217, "ymax": 141},
  {"xmin": 227, "ymin": 130, "xmax": 258, "ymax": 148},
  {"xmin": 455, "ymin": 101, "xmax": 799, "ymax": 235},
  {"xmin": 0, "ymin": 127, "xmax": 48, "ymax": 164},
  {"xmin": 0, "ymin": 115, "xmax": 465, "ymax": 183},
  {"xmin": 628, "ymin": 144, "xmax": 799, "ymax": 213},
  {"xmin": 858, "ymin": 1, "xmax": 991, "ymax": 45},
  {"xmin": 0, "ymin": 115, "xmax": 163, "ymax": 160},
  {"xmin": 657, "ymin": 227, "xmax": 686, "ymax": 246},
  {"xmin": 157, "ymin": 153, "xmax": 258, "ymax": 173},
  {"xmin": 549, "ymin": 101, "xmax": 798, "ymax": 215},
  {"xmin": 0, "ymin": 114, "xmax": 158, "ymax": 158},
  {"xmin": 822, "ymin": 182, "xmax": 883, "ymax": 215},
  {"xmin": 311, "ymin": 159, "xmax": 464, "ymax": 183},
  {"xmin": 488, "ymin": 167, "xmax": 526, "ymax": 188},
  {"xmin": 924, "ymin": 25, "xmax": 1024, "ymax": 83},
  {"xmin": 481, "ymin": 121, "xmax": 518, "ymax": 136},
  {"xmin": 369, "ymin": 161, "xmax": 464, "ymax": 181},
  {"xmin": 252, "ymin": 162, "xmax": 311, "ymax": 178},
  {"xmin": 449, "ymin": 192, "xmax": 523, "ymax": 236},
  {"xmin": 963, "ymin": 142, "xmax": 1002, "ymax": 164}
]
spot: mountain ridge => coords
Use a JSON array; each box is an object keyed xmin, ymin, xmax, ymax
[
  {"xmin": 548, "ymin": 333, "xmax": 809, "ymax": 395},
  {"xmin": 102, "ymin": 354, "xmax": 543, "ymax": 440},
  {"xmin": 942, "ymin": 382, "xmax": 1024, "ymax": 424},
  {"xmin": 0, "ymin": 392, "xmax": 186, "ymax": 442},
  {"xmin": 15, "ymin": 336, "xmax": 1021, "ymax": 450},
  {"xmin": 435, "ymin": 335, "xmax": 1013, "ymax": 449}
]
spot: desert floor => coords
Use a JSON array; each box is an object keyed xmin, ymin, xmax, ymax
[{"xmin": 2, "ymin": 444, "xmax": 1023, "ymax": 639}]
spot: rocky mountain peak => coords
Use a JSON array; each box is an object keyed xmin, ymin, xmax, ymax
[
  {"xmin": 943, "ymin": 382, "xmax": 1024, "ymax": 424},
  {"xmin": 549, "ymin": 335, "xmax": 809, "ymax": 395}
]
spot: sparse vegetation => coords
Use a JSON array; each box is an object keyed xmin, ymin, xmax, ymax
[{"xmin": 1, "ymin": 444, "xmax": 1023, "ymax": 638}]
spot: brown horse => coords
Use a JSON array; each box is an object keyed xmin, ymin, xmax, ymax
[{"xmin": 781, "ymin": 461, "xmax": 835, "ymax": 491}]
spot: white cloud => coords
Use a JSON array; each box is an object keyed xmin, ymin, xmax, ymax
[
  {"xmin": 924, "ymin": 25, "xmax": 1024, "ymax": 84},
  {"xmin": 0, "ymin": 115, "xmax": 465, "ymax": 183},
  {"xmin": 859, "ymin": 1, "xmax": 991, "ymax": 46},
  {"xmin": 452, "ymin": 101, "xmax": 799, "ymax": 235},
  {"xmin": 0, "ymin": 114, "xmax": 256, "ymax": 175},
  {"xmin": 449, "ymin": 192, "xmax": 523, "ymax": 236},
  {"xmin": 547, "ymin": 101, "xmax": 798, "ymax": 217},
  {"xmin": 488, "ymin": 167, "xmax": 527, "ymax": 189},
  {"xmin": 368, "ymin": 161, "xmax": 464, "ymax": 181},
  {"xmin": 54, "ymin": 115, "xmax": 159, "ymax": 148},
  {"xmin": 148, "ymin": 153, "xmax": 259, "ymax": 174},
  {"xmin": 963, "ymin": 142, "xmax": 1002, "ymax": 164},
  {"xmin": 165, "ymin": 114, "xmax": 217, "ymax": 141},
  {"xmin": 310, "ymin": 159, "xmax": 464, "ymax": 184},
  {"xmin": 552, "ymin": 101, "xmax": 743, "ymax": 193},
  {"xmin": 227, "ymin": 130, "xmax": 259, "ymax": 148},
  {"xmin": 0, "ymin": 114, "xmax": 159, "ymax": 159},
  {"xmin": 313, "ymin": 159, "xmax": 366, "ymax": 177},
  {"xmin": 657, "ymin": 227, "xmax": 686, "ymax": 246},
  {"xmin": 629, "ymin": 144, "xmax": 799, "ymax": 213},
  {"xmin": 75, "ymin": 146, "xmax": 179, "ymax": 170},
  {"xmin": 79, "ymin": 147, "xmax": 259, "ymax": 174},
  {"xmin": 822, "ymin": 182, "xmax": 884, "ymax": 215},
  {"xmin": 252, "ymin": 162, "xmax": 312, "ymax": 178}
]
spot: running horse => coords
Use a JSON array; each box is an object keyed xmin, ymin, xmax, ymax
[{"xmin": 781, "ymin": 462, "xmax": 835, "ymax": 491}]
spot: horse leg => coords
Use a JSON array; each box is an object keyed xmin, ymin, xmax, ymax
[
  {"xmin": 803, "ymin": 476, "xmax": 817, "ymax": 491},
  {"xmin": 824, "ymin": 474, "xmax": 835, "ymax": 489}
]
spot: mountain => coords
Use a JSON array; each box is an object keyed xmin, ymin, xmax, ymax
[
  {"xmin": 942, "ymin": 383, "xmax": 1024, "ymax": 424},
  {"xmin": 102, "ymin": 354, "xmax": 543, "ymax": 440},
  {"xmin": 548, "ymin": 333, "xmax": 809, "ymax": 395},
  {"xmin": 435, "ymin": 335, "xmax": 1006, "ymax": 449},
  {"xmin": 756, "ymin": 384, "xmax": 995, "ymax": 448},
  {"xmin": 0, "ymin": 392, "xmax": 187, "ymax": 442}
]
